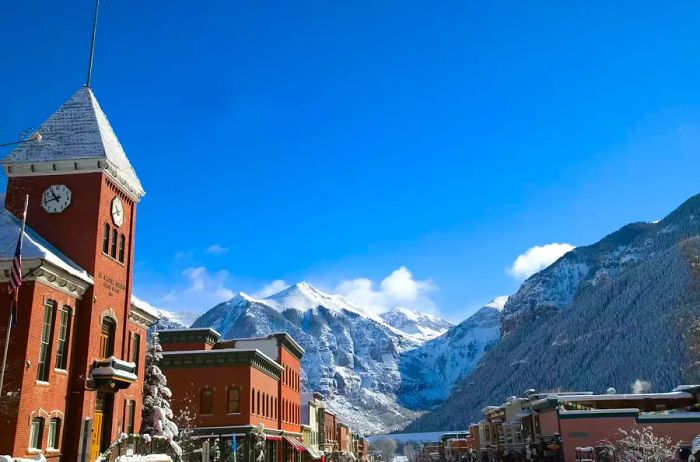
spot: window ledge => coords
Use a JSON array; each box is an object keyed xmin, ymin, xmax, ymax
[
  {"xmin": 26, "ymin": 449, "xmax": 42, "ymax": 455},
  {"xmin": 45, "ymin": 449, "xmax": 60, "ymax": 454},
  {"xmin": 101, "ymin": 251, "xmax": 125, "ymax": 267},
  {"xmin": 226, "ymin": 412, "xmax": 242, "ymax": 415},
  {"xmin": 35, "ymin": 380, "xmax": 50, "ymax": 387},
  {"xmin": 54, "ymin": 369, "xmax": 68, "ymax": 375}
]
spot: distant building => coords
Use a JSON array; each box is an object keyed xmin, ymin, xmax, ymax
[
  {"xmin": 159, "ymin": 328, "xmax": 306, "ymax": 462},
  {"xmin": 471, "ymin": 385, "xmax": 700, "ymax": 462},
  {"xmin": 301, "ymin": 392, "xmax": 324, "ymax": 460}
]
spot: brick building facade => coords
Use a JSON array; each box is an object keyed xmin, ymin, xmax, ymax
[
  {"xmin": 159, "ymin": 329, "xmax": 306, "ymax": 462},
  {"xmin": 0, "ymin": 86, "xmax": 155, "ymax": 461}
]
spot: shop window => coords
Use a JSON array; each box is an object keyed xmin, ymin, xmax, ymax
[
  {"xmin": 29, "ymin": 417, "xmax": 44, "ymax": 450},
  {"xmin": 227, "ymin": 386, "xmax": 240, "ymax": 413},
  {"xmin": 55, "ymin": 306, "xmax": 72, "ymax": 370},
  {"xmin": 47, "ymin": 417, "xmax": 61, "ymax": 450},
  {"xmin": 200, "ymin": 388, "xmax": 213, "ymax": 415},
  {"xmin": 37, "ymin": 300, "xmax": 56, "ymax": 381},
  {"xmin": 102, "ymin": 223, "xmax": 110, "ymax": 254},
  {"xmin": 99, "ymin": 318, "xmax": 116, "ymax": 359}
]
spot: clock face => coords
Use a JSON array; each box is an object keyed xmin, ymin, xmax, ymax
[
  {"xmin": 41, "ymin": 185, "xmax": 72, "ymax": 213},
  {"xmin": 111, "ymin": 197, "xmax": 124, "ymax": 227}
]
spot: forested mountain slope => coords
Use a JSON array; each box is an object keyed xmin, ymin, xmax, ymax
[{"xmin": 406, "ymin": 194, "xmax": 700, "ymax": 431}]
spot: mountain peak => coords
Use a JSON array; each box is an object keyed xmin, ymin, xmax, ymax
[
  {"xmin": 484, "ymin": 295, "xmax": 509, "ymax": 311},
  {"xmin": 262, "ymin": 281, "xmax": 369, "ymax": 315},
  {"xmin": 380, "ymin": 306, "xmax": 452, "ymax": 342}
]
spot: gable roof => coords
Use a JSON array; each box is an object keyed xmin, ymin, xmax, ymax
[
  {"xmin": 0, "ymin": 201, "xmax": 92, "ymax": 284},
  {"xmin": 3, "ymin": 86, "xmax": 144, "ymax": 198}
]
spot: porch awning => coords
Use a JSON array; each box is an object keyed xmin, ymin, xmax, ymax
[
  {"xmin": 285, "ymin": 436, "xmax": 305, "ymax": 452},
  {"xmin": 517, "ymin": 409, "xmax": 532, "ymax": 418},
  {"xmin": 306, "ymin": 447, "xmax": 324, "ymax": 459}
]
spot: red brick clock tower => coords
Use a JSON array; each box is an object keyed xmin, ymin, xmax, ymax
[{"xmin": 0, "ymin": 86, "xmax": 154, "ymax": 461}]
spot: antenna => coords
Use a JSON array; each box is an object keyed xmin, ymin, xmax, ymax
[{"xmin": 85, "ymin": 0, "xmax": 101, "ymax": 87}]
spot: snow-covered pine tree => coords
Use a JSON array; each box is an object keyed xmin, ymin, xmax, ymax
[{"xmin": 141, "ymin": 331, "xmax": 182, "ymax": 456}]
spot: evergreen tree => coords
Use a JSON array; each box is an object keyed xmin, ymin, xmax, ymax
[{"xmin": 141, "ymin": 332, "xmax": 181, "ymax": 455}]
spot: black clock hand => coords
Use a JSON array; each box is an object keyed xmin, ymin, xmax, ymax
[{"xmin": 51, "ymin": 190, "xmax": 59, "ymax": 201}]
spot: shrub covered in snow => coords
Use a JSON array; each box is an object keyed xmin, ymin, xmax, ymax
[{"xmin": 599, "ymin": 426, "xmax": 678, "ymax": 462}]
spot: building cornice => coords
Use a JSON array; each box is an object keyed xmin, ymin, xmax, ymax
[
  {"xmin": 160, "ymin": 348, "xmax": 283, "ymax": 380},
  {"xmin": 129, "ymin": 303, "xmax": 159, "ymax": 329},
  {"xmin": 0, "ymin": 258, "xmax": 92, "ymax": 299},
  {"xmin": 159, "ymin": 328, "xmax": 221, "ymax": 347},
  {"xmin": 4, "ymin": 158, "xmax": 144, "ymax": 202}
]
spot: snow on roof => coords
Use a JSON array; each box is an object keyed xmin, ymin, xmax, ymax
[
  {"xmin": 556, "ymin": 391, "xmax": 694, "ymax": 401},
  {"xmin": 131, "ymin": 295, "xmax": 160, "ymax": 318},
  {"xmin": 0, "ymin": 201, "xmax": 92, "ymax": 283},
  {"xmin": 3, "ymin": 86, "xmax": 143, "ymax": 196}
]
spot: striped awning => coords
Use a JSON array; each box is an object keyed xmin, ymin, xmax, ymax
[{"xmin": 285, "ymin": 436, "xmax": 305, "ymax": 452}]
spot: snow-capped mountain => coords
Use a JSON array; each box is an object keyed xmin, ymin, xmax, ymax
[
  {"xmin": 380, "ymin": 307, "xmax": 453, "ymax": 342},
  {"xmin": 397, "ymin": 297, "xmax": 506, "ymax": 408},
  {"xmin": 190, "ymin": 282, "xmax": 423, "ymax": 434},
  {"xmin": 407, "ymin": 193, "xmax": 700, "ymax": 431}
]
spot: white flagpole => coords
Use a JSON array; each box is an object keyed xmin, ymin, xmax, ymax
[{"xmin": 0, "ymin": 194, "xmax": 29, "ymax": 395}]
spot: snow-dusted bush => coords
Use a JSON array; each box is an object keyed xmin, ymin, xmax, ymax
[
  {"xmin": 141, "ymin": 332, "xmax": 182, "ymax": 457},
  {"xmin": 600, "ymin": 426, "xmax": 677, "ymax": 462}
]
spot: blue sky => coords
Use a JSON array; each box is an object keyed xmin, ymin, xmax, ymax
[{"xmin": 3, "ymin": 1, "xmax": 700, "ymax": 321}]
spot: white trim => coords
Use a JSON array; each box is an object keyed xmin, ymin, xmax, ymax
[{"xmin": 4, "ymin": 158, "xmax": 144, "ymax": 201}]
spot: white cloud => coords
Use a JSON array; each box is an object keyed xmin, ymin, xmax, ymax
[
  {"xmin": 205, "ymin": 244, "xmax": 229, "ymax": 255},
  {"xmin": 508, "ymin": 243, "xmax": 575, "ymax": 279},
  {"xmin": 150, "ymin": 266, "xmax": 235, "ymax": 313},
  {"xmin": 334, "ymin": 266, "xmax": 437, "ymax": 315},
  {"xmin": 252, "ymin": 280, "xmax": 290, "ymax": 299}
]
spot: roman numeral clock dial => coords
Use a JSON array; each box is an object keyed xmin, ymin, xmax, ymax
[{"xmin": 41, "ymin": 184, "xmax": 72, "ymax": 213}]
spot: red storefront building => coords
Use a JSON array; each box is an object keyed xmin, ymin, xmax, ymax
[
  {"xmin": 158, "ymin": 328, "xmax": 306, "ymax": 462},
  {"xmin": 0, "ymin": 86, "xmax": 155, "ymax": 461}
]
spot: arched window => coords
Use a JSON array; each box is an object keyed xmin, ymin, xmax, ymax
[
  {"xmin": 47, "ymin": 417, "xmax": 61, "ymax": 449},
  {"xmin": 55, "ymin": 306, "xmax": 72, "ymax": 370},
  {"xmin": 118, "ymin": 234, "xmax": 126, "ymax": 263},
  {"xmin": 262, "ymin": 393, "xmax": 267, "ymax": 417},
  {"xmin": 251, "ymin": 388, "xmax": 255, "ymax": 414},
  {"xmin": 29, "ymin": 417, "xmax": 44, "ymax": 450},
  {"xmin": 102, "ymin": 223, "xmax": 110, "ymax": 254},
  {"xmin": 99, "ymin": 317, "xmax": 116, "ymax": 359},
  {"xmin": 37, "ymin": 300, "xmax": 56, "ymax": 381},
  {"xmin": 110, "ymin": 228, "xmax": 118, "ymax": 258},
  {"xmin": 256, "ymin": 390, "xmax": 261, "ymax": 416},
  {"xmin": 200, "ymin": 388, "xmax": 213, "ymax": 415}
]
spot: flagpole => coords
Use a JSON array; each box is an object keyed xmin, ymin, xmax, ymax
[{"xmin": 0, "ymin": 194, "xmax": 29, "ymax": 395}]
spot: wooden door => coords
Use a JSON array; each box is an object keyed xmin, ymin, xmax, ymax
[{"xmin": 90, "ymin": 411, "xmax": 104, "ymax": 461}]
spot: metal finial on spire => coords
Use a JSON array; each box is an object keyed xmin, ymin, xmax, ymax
[{"xmin": 85, "ymin": 0, "xmax": 101, "ymax": 87}]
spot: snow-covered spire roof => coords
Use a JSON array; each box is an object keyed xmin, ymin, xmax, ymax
[{"xmin": 3, "ymin": 86, "xmax": 144, "ymax": 200}]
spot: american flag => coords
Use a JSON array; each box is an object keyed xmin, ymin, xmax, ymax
[{"xmin": 8, "ymin": 203, "xmax": 27, "ymax": 329}]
